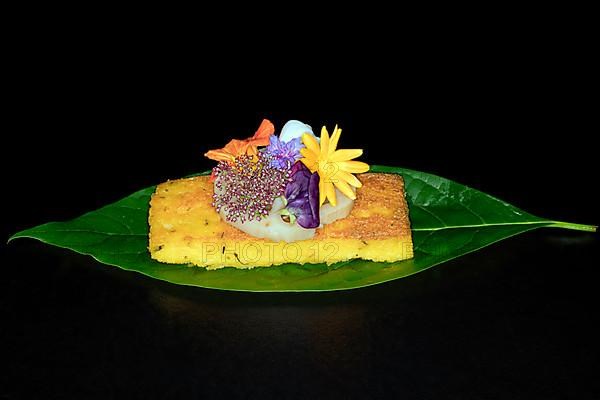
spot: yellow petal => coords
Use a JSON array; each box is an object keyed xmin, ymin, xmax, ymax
[
  {"xmin": 337, "ymin": 170, "xmax": 363, "ymax": 188},
  {"xmin": 326, "ymin": 181, "xmax": 337, "ymax": 206},
  {"xmin": 334, "ymin": 179, "xmax": 357, "ymax": 200},
  {"xmin": 330, "ymin": 149, "xmax": 363, "ymax": 162},
  {"xmin": 300, "ymin": 157, "xmax": 318, "ymax": 173},
  {"xmin": 338, "ymin": 160, "xmax": 370, "ymax": 174},
  {"xmin": 319, "ymin": 178, "xmax": 326, "ymax": 206},
  {"xmin": 300, "ymin": 147, "xmax": 318, "ymax": 160},
  {"xmin": 320, "ymin": 126, "xmax": 330, "ymax": 156},
  {"xmin": 302, "ymin": 133, "xmax": 320, "ymax": 155},
  {"xmin": 319, "ymin": 160, "xmax": 340, "ymax": 184},
  {"xmin": 329, "ymin": 125, "xmax": 341, "ymax": 155}
]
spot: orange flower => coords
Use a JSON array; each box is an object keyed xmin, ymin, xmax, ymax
[{"xmin": 205, "ymin": 119, "xmax": 275, "ymax": 163}]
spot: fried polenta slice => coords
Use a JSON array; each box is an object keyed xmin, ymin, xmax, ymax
[{"xmin": 148, "ymin": 173, "xmax": 413, "ymax": 269}]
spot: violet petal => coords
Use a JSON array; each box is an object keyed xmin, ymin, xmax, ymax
[{"xmin": 285, "ymin": 162, "xmax": 320, "ymax": 229}]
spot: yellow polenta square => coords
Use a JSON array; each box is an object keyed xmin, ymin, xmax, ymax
[{"xmin": 148, "ymin": 173, "xmax": 413, "ymax": 269}]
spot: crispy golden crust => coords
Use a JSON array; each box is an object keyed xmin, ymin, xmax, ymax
[
  {"xmin": 149, "ymin": 173, "xmax": 413, "ymax": 268},
  {"xmin": 315, "ymin": 173, "xmax": 411, "ymax": 240}
]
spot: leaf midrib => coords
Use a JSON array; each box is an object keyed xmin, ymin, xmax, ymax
[{"xmin": 413, "ymin": 220, "xmax": 550, "ymax": 232}]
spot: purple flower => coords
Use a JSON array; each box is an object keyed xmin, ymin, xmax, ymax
[
  {"xmin": 265, "ymin": 136, "xmax": 303, "ymax": 169},
  {"xmin": 285, "ymin": 162, "xmax": 320, "ymax": 229}
]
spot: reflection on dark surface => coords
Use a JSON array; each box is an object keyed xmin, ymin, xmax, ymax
[{"xmin": 2, "ymin": 230, "xmax": 599, "ymax": 399}]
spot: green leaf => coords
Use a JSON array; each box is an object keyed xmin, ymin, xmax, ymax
[{"xmin": 9, "ymin": 166, "xmax": 596, "ymax": 292}]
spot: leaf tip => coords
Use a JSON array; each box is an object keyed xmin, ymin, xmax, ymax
[{"xmin": 7, "ymin": 232, "xmax": 24, "ymax": 244}]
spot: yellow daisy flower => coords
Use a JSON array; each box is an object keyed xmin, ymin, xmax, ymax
[{"xmin": 300, "ymin": 125, "xmax": 370, "ymax": 206}]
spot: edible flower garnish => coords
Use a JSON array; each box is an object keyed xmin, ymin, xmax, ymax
[
  {"xmin": 205, "ymin": 119, "xmax": 275, "ymax": 163},
  {"xmin": 212, "ymin": 152, "xmax": 291, "ymax": 223},
  {"xmin": 284, "ymin": 162, "xmax": 320, "ymax": 229},
  {"xmin": 265, "ymin": 136, "xmax": 303, "ymax": 169},
  {"xmin": 300, "ymin": 125, "xmax": 369, "ymax": 206}
]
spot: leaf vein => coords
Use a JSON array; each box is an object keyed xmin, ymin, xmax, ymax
[
  {"xmin": 413, "ymin": 204, "xmax": 448, "ymax": 227},
  {"xmin": 95, "ymin": 211, "xmax": 135, "ymax": 234}
]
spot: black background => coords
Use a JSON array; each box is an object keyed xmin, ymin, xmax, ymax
[{"xmin": 2, "ymin": 47, "xmax": 599, "ymax": 398}]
